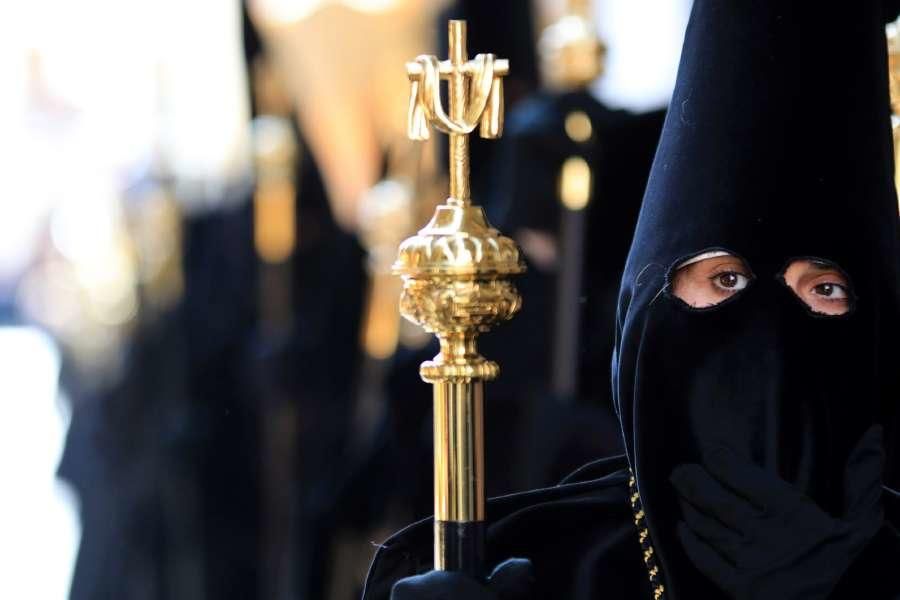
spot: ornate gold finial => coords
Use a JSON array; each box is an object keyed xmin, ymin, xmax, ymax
[
  {"xmin": 396, "ymin": 19, "xmax": 524, "ymax": 371},
  {"xmin": 394, "ymin": 20, "xmax": 524, "ymax": 575}
]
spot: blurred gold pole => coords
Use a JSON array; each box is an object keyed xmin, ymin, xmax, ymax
[
  {"xmin": 394, "ymin": 20, "xmax": 523, "ymax": 577},
  {"xmin": 887, "ymin": 23, "xmax": 900, "ymax": 213},
  {"xmin": 537, "ymin": 0, "xmax": 605, "ymax": 399},
  {"xmin": 252, "ymin": 115, "xmax": 297, "ymax": 331},
  {"xmin": 358, "ymin": 168, "xmax": 415, "ymax": 361},
  {"xmin": 249, "ymin": 53, "xmax": 299, "ymax": 600}
]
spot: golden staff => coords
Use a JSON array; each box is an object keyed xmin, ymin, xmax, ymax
[{"xmin": 394, "ymin": 20, "xmax": 524, "ymax": 576}]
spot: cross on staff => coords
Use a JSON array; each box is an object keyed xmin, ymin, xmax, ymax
[{"xmin": 406, "ymin": 20, "xmax": 508, "ymax": 203}]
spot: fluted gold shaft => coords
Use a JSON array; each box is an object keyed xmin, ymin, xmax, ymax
[{"xmin": 433, "ymin": 380, "xmax": 485, "ymax": 523}]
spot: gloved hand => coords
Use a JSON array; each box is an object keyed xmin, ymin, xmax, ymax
[
  {"xmin": 671, "ymin": 425, "xmax": 884, "ymax": 600},
  {"xmin": 390, "ymin": 558, "xmax": 535, "ymax": 600}
]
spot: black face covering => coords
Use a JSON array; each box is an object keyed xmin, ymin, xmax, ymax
[{"xmin": 613, "ymin": 2, "xmax": 900, "ymax": 598}]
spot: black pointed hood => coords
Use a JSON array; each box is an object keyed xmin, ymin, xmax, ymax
[{"xmin": 613, "ymin": 2, "xmax": 900, "ymax": 598}]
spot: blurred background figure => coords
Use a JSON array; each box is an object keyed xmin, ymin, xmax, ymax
[
  {"xmin": 0, "ymin": 1, "xmax": 690, "ymax": 599},
  {"xmin": 4, "ymin": 2, "xmax": 257, "ymax": 599}
]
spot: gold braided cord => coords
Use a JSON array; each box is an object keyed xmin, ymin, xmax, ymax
[
  {"xmin": 628, "ymin": 472, "xmax": 666, "ymax": 600},
  {"xmin": 407, "ymin": 54, "xmax": 497, "ymax": 138}
]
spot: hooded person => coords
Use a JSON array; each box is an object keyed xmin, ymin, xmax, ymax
[{"xmin": 361, "ymin": 1, "xmax": 900, "ymax": 599}]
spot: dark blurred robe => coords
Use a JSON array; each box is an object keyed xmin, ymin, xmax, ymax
[
  {"xmin": 58, "ymin": 191, "xmax": 262, "ymax": 600},
  {"xmin": 249, "ymin": 133, "xmax": 367, "ymax": 598},
  {"xmin": 243, "ymin": 26, "xmax": 369, "ymax": 600},
  {"xmin": 182, "ymin": 198, "xmax": 262, "ymax": 600},
  {"xmin": 480, "ymin": 90, "xmax": 665, "ymax": 490}
]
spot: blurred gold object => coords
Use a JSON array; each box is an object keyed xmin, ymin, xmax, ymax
[
  {"xmin": 889, "ymin": 23, "xmax": 900, "ymax": 114},
  {"xmin": 559, "ymin": 155, "xmax": 591, "ymax": 210},
  {"xmin": 394, "ymin": 20, "xmax": 524, "ymax": 574},
  {"xmin": 359, "ymin": 178, "xmax": 414, "ymax": 359},
  {"xmin": 538, "ymin": 0, "xmax": 605, "ymax": 91},
  {"xmin": 887, "ymin": 22, "xmax": 900, "ymax": 212},
  {"xmin": 132, "ymin": 189, "xmax": 184, "ymax": 315},
  {"xmin": 564, "ymin": 109, "xmax": 593, "ymax": 142},
  {"xmin": 250, "ymin": 0, "xmax": 445, "ymax": 231},
  {"xmin": 253, "ymin": 116, "xmax": 298, "ymax": 265},
  {"xmin": 358, "ymin": 146, "xmax": 445, "ymax": 360},
  {"xmin": 539, "ymin": 1, "xmax": 603, "ymax": 215},
  {"xmin": 252, "ymin": 115, "xmax": 298, "ymax": 334},
  {"xmin": 538, "ymin": 1, "xmax": 605, "ymax": 398}
]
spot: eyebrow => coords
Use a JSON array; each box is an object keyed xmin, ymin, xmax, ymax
[{"xmin": 807, "ymin": 259, "xmax": 839, "ymax": 272}]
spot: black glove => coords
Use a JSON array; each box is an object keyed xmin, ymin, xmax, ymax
[
  {"xmin": 390, "ymin": 558, "xmax": 535, "ymax": 600},
  {"xmin": 671, "ymin": 425, "xmax": 884, "ymax": 600}
]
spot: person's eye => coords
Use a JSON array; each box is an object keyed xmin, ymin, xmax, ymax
[
  {"xmin": 711, "ymin": 271, "xmax": 750, "ymax": 293},
  {"xmin": 670, "ymin": 251, "xmax": 753, "ymax": 309},
  {"xmin": 811, "ymin": 282, "xmax": 848, "ymax": 300},
  {"xmin": 780, "ymin": 259, "xmax": 854, "ymax": 317}
]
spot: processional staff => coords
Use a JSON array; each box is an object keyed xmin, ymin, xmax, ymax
[{"xmin": 393, "ymin": 20, "xmax": 524, "ymax": 577}]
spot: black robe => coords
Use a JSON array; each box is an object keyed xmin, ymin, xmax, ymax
[{"xmin": 361, "ymin": 458, "xmax": 900, "ymax": 599}]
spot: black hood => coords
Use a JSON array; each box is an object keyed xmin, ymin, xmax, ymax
[{"xmin": 613, "ymin": 2, "xmax": 900, "ymax": 598}]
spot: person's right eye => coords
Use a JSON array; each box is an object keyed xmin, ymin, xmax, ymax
[
  {"xmin": 670, "ymin": 251, "xmax": 753, "ymax": 309},
  {"xmin": 710, "ymin": 271, "xmax": 751, "ymax": 294}
]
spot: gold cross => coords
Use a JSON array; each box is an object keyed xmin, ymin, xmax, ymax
[{"xmin": 406, "ymin": 20, "xmax": 508, "ymax": 205}]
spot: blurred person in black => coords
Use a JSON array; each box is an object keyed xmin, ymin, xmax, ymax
[
  {"xmin": 476, "ymin": 1, "xmax": 668, "ymax": 490},
  {"xmin": 242, "ymin": 6, "xmax": 369, "ymax": 598},
  {"xmin": 60, "ymin": 5, "xmax": 264, "ymax": 599},
  {"xmin": 363, "ymin": 1, "xmax": 900, "ymax": 598}
]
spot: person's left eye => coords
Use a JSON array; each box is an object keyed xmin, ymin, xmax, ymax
[{"xmin": 780, "ymin": 258, "xmax": 854, "ymax": 316}]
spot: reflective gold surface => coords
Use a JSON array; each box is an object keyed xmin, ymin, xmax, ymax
[
  {"xmin": 433, "ymin": 380, "xmax": 485, "ymax": 524},
  {"xmin": 394, "ymin": 20, "xmax": 523, "ymax": 541}
]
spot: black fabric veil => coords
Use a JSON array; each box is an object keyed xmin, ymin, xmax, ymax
[{"xmin": 614, "ymin": 1, "xmax": 900, "ymax": 597}]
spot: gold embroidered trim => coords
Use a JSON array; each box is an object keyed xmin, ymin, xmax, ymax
[{"xmin": 628, "ymin": 472, "xmax": 666, "ymax": 600}]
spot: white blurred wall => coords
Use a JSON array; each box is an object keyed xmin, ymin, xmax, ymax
[{"xmin": 0, "ymin": 327, "xmax": 78, "ymax": 600}]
